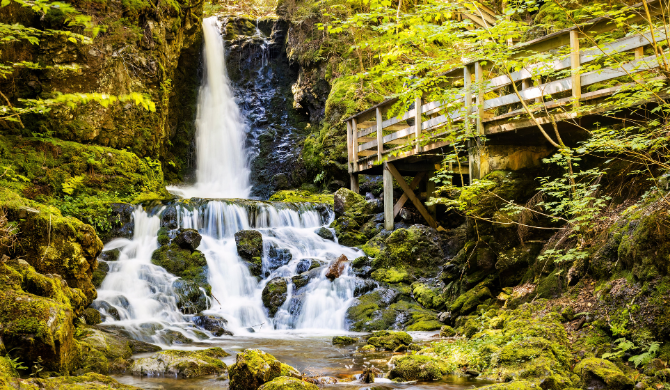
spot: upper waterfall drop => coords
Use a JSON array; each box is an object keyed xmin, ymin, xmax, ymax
[{"xmin": 167, "ymin": 16, "xmax": 251, "ymax": 199}]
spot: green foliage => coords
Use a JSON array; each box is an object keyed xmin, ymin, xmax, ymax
[{"xmin": 602, "ymin": 338, "xmax": 662, "ymax": 368}]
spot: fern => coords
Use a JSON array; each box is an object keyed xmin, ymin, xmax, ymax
[
  {"xmin": 629, "ymin": 342, "xmax": 661, "ymax": 368},
  {"xmin": 602, "ymin": 338, "xmax": 635, "ymax": 360},
  {"xmin": 62, "ymin": 175, "xmax": 85, "ymax": 195}
]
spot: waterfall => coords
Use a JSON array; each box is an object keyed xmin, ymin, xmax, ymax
[{"xmin": 167, "ymin": 16, "xmax": 251, "ymax": 199}]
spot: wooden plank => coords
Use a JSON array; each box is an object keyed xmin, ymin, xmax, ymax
[
  {"xmin": 571, "ymin": 30, "xmax": 581, "ymax": 106},
  {"xmin": 383, "ymin": 126, "xmax": 415, "ymax": 144},
  {"xmin": 475, "ymin": 61, "xmax": 484, "ymax": 135},
  {"xmin": 352, "ymin": 118, "xmax": 359, "ymax": 163},
  {"xmin": 358, "ymin": 120, "xmax": 376, "ymax": 128},
  {"xmin": 357, "ymin": 150, "xmax": 376, "ymax": 157},
  {"xmin": 383, "ymin": 162, "xmax": 394, "ymax": 231},
  {"xmin": 358, "ymin": 126, "xmax": 376, "ymax": 137},
  {"xmin": 426, "ymin": 171, "xmax": 436, "ymax": 219},
  {"xmin": 382, "ymin": 108, "xmax": 415, "ymax": 129},
  {"xmin": 386, "ymin": 122, "xmax": 410, "ymax": 131},
  {"xmin": 357, "ymin": 137, "xmax": 375, "ymax": 143},
  {"xmin": 393, "ymin": 172, "xmax": 425, "ymax": 217},
  {"xmin": 376, "ymin": 107, "xmax": 383, "ymax": 159},
  {"xmin": 386, "ymin": 162, "xmax": 437, "ymax": 229},
  {"xmin": 464, "ymin": 65, "xmax": 473, "ymax": 134},
  {"xmin": 346, "ymin": 120, "xmax": 352, "ymax": 172}
]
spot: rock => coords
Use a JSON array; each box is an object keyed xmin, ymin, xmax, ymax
[
  {"xmin": 440, "ymin": 325, "xmax": 456, "ymax": 337},
  {"xmin": 465, "ymin": 369, "xmax": 480, "ymax": 377},
  {"xmin": 438, "ymin": 312, "xmax": 452, "ymax": 323},
  {"xmin": 388, "ymin": 355, "xmax": 448, "ymax": 381},
  {"xmin": 361, "ymin": 366, "xmax": 378, "ymax": 383},
  {"xmin": 353, "ymin": 279, "xmax": 377, "ymax": 297},
  {"xmin": 131, "ymin": 348, "xmax": 229, "ymax": 378},
  {"xmin": 192, "ymin": 313, "xmax": 233, "ymax": 336},
  {"xmin": 262, "ymin": 277, "xmax": 288, "ymax": 317},
  {"xmin": 325, "ymin": 254, "xmax": 348, "ymax": 280},
  {"xmin": 84, "ymin": 307, "xmax": 103, "ymax": 325},
  {"xmin": 333, "ymin": 188, "xmax": 366, "ymax": 217},
  {"xmin": 78, "ymin": 326, "xmax": 160, "ymax": 375},
  {"xmin": 359, "ymin": 345, "xmax": 376, "ymax": 352},
  {"xmin": 235, "ymin": 230, "xmax": 263, "ymax": 264},
  {"xmin": 105, "ymin": 203, "xmax": 135, "ymax": 241},
  {"xmin": 574, "ymin": 357, "xmax": 635, "ymax": 389},
  {"xmin": 315, "ymin": 227, "xmax": 335, "ymax": 241},
  {"xmin": 92, "ymin": 261, "xmax": 110, "ymax": 288},
  {"xmin": 366, "ymin": 331, "xmax": 412, "ymax": 351},
  {"xmin": 332, "ymin": 336, "xmax": 358, "ymax": 346},
  {"xmin": 411, "ymin": 282, "xmax": 445, "ymax": 311},
  {"xmin": 267, "ymin": 246, "xmax": 293, "ymax": 272},
  {"xmin": 305, "ymin": 376, "xmax": 338, "ymax": 385},
  {"xmin": 20, "ymin": 373, "xmax": 141, "ymax": 389},
  {"xmin": 561, "ymin": 305, "xmax": 575, "ymax": 322},
  {"xmin": 161, "ymin": 205, "xmax": 179, "ymax": 230},
  {"xmin": 99, "ymin": 248, "xmax": 120, "ymax": 262},
  {"xmin": 172, "ymin": 278, "xmax": 210, "ymax": 314},
  {"xmin": 229, "ymin": 349, "xmax": 300, "ymax": 390},
  {"xmin": 92, "ymin": 300, "xmax": 121, "ymax": 321},
  {"xmin": 174, "ymin": 228, "xmax": 202, "ymax": 251},
  {"xmin": 162, "ymin": 329, "xmax": 194, "ymax": 345},
  {"xmin": 372, "ymin": 225, "xmax": 445, "ymax": 273},
  {"xmin": 295, "ymin": 258, "xmax": 320, "ymax": 274},
  {"xmin": 151, "ymin": 243, "xmax": 210, "ymax": 313},
  {"xmin": 157, "ymin": 227, "xmax": 171, "ymax": 247},
  {"xmin": 292, "ymin": 274, "xmax": 310, "ymax": 289},
  {"xmin": 258, "ymin": 376, "xmax": 319, "ymax": 390}
]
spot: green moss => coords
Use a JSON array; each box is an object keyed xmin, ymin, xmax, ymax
[
  {"xmin": 411, "ymin": 283, "xmax": 445, "ymax": 310},
  {"xmin": 573, "ymin": 358, "xmax": 634, "ymax": 389},
  {"xmin": 258, "ymin": 376, "xmax": 319, "ymax": 390},
  {"xmin": 367, "ymin": 330, "xmax": 412, "ymax": 350},
  {"xmin": 21, "ymin": 372, "xmax": 141, "ymax": 389},
  {"xmin": 388, "ymin": 354, "xmax": 449, "ymax": 381},
  {"xmin": 131, "ymin": 348, "xmax": 228, "ymax": 378},
  {"xmin": 229, "ymin": 349, "xmax": 299, "ymax": 390},
  {"xmin": 440, "ymin": 325, "xmax": 457, "ymax": 337},
  {"xmin": 372, "ymin": 267, "xmax": 411, "ymax": 284},
  {"xmin": 269, "ymin": 190, "xmax": 334, "ymax": 205},
  {"xmin": 406, "ymin": 320, "xmax": 444, "ymax": 331},
  {"xmin": 332, "ymin": 336, "xmax": 358, "ymax": 346}
]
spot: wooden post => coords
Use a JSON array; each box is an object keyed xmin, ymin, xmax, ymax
[
  {"xmin": 570, "ymin": 30, "xmax": 581, "ymax": 107},
  {"xmin": 426, "ymin": 171, "xmax": 436, "ymax": 220},
  {"xmin": 383, "ymin": 162, "xmax": 394, "ymax": 231},
  {"xmin": 393, "ymin": 172, "xmax": 425, "ymax": 217},
  {"xmin": 414, "ymin": 96, "xmax": 422, "ymax": 153},
  {"xmin": 376, "ymin": 107, "xmax": 383, "ymax": 160},
  {"xmin": 386, "ymin": 162, "xmax": 437, "ymax": 229},
  {"xmin": 350, "ymin": 173, "xmax": 359, "ymax": 194},
  {"xmin": 346, "ymin": 120, "xmax": 353, "ymax": 172},
  {"xmin": 464, "ymin": 65, "xmax": 472, "ymax": 135},
  {"xmin": 634, "ymin": 46, "xmax": 644, "ymax": 60},
  {"xmin": 352, "ymin": 117, "xmax": 359, "ymax": 162},
  {"xmin": 475, "ymin": 61, "xmax": 484, "ymax": 136}
]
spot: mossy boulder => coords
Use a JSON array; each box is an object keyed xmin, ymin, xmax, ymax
[
  {"xmin": 411, "ymin": 283, "xmax": 446, "ymax": 311},
  {"xmin": 440, "ymin": 325, "xmax": 456, "ymax": 337},
  {"xmin": 258, "ymin": 376, "xmax": 319, "ymax": 390},
  {"xmin": 269, "ymin": 190, "xmax": 334, "ymax": 205},
  {"xmin": 192, "ymin": 313, "xmax": 232, "ymax": 336},
  {"xmin": 388, "ymin": 354, "xmax": 449, "ymax": 381},
  {"xmin": 131, "ymin": 348, "xmax": 228, "ymax": 378},
  {"xmin": 367, "ymin": 330, "xmax": 412, "ymax": 350},
  {"xmin": 449, "ymin": 277, "xmax": 495, "ymax": 317},
  {"xmin": 330, "ymin": 216, "xmax": 368, "ymax": 246},
  {"xmin": 346, "ymin": 289, "xmax": 442, "ymax": 331},
  {"xmin": 174, "ymin": 228, "xmax": 202, "ymax": 251},
  {"xmin": 78, "ymin": 326, "xmax": 161, "ymax": 375},
  {"xmin": 235, "ymin": 230, "xmax": 263, "ymax": 277},
  {"xmin": 262, "ymin": 277, "xmax": 289, "ymax": 317},
  {"xmin": 333, "ymin": 188, "xmax": 366, "ymax": 216},
  {"xmin": 83, "ymin": 308, "xmax": 102, "ymax": 325},
  {"xmin": 229, "ymin": 349, "xmax": 300, "ymax": 390},
  {"xmin": 19, "ymin": 372, "xmax": 142, "ymax": 389},
  {"xmin": 332, "ymin": 336, "xmax": 358, "ymax": 346},
  {"xmin": 573, "ymin": 358, "xmax": 634, "ymax": 389}
]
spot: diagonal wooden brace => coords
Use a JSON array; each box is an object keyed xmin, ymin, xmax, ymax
[
  {"xmin": 393, "ymin": 172, "xmax": 425, "ymax": 217},
  {"xmin": 386, "ymin": 162, "xmax": 438, "ymax": 229}
]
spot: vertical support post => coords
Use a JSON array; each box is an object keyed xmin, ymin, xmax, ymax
[
  {"xmin": 634, "ymin": 46, "xmax": 644, "ymax": 60},
  {"xmin": 463, "ymin": 65, "xmax": 472, "ymax": 135},
  {"xmin": 475, "ymin": 61, "xmax": 484, "ymax": 136},
  {"xmin": 350, "ymin": 174, "xmax": 359, "ymax": 194},
  {"xmin": 376, "ymin": 107, "xmax": 383, "ymax": 160},
  {"xmin": 383, "ymin": 162, "xmax": 394, "ymax": 231},
  {"xmin": 414, "ymin": 96, "xmax": 422, "ymax": 153},
  {"xmin": 346, "ymin": 120, "xmax": 353, "ymax": 172},
  {"xmin": 426, "ymin": 171, "xmax": 436, "ymax": 220},
  {"xmin": 570, "ymin": 30, "xmax": 581, "ymax": 107},
  {"xmin": 352, "ymin": 117, "xmax": 359, "ymax": 162}
]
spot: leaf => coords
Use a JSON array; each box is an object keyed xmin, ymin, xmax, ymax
[{"xmin": 1, "ymin": 0, "xmax": 10, "ymax": 7}]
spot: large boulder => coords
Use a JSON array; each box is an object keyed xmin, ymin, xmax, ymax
[
  {"xmin": 229, "ymin": 349, "xmax": 300, "ymax": 390},
  {"xmin": 366, "ymin": 330, "xmax": 412, "ymax": 351},
  {"xmin": 192, "ymin": 313, "xmax": 233, "ymax": 336},
  {"xmin": 388, "ymin": 355, "xmax": 449, "ymax": 381},
  {"xmin": 19, "ymin": 372, "xmax": 141, "ymax": 389},
  {"xmin": 78, "ymin": 326, "xmax": 161, "ymax": 374},
  {"xmin": 372, "ymin": 225, "xmax": 444, "ymax": 273},
  {"xmin": 333, "ymin": 188, "xmax": 366, "ymax": 216},
  {"xmin": 258, "ymin": 376, "xmax": 319, "ymax": 390},
  {"xmin": 235, "ymin": 230, "xmax": 263, "ymax": 276},
  {"xmin": 174, "ymin": 228, "xmax": 202, "ymax": 251},
  {"xmin": 267, "ymin": 245, "xmax": 293, "ymax": 272},
  {"xmin": 262, "ymin": 278, "xmax": 288, "ymax": 317},
  {"xmin": 131, "ymin": 348, "xmax": 229, "ymax": 378},
  {"xmin": 325, "ymin": 255, "xmax": 348, "ymax": 280},
  {"xmin": 573, "ymin": 358, "xmax": 635, "ymax": 389}
]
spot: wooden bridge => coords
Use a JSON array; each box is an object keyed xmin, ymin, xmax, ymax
[{"xmin": 343, "ymin": 2, "xmax": 667, "ymax": 231}]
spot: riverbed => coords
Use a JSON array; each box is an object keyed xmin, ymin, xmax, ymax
[{"xmin": 113, "ymin": 331, "xmax": 493, "ymax": 389}]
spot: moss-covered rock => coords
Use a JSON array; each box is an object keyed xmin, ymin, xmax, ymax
[
  {"xmin": 131, "ymin": 348, "xmax": 228, "ymax": 378},
  {"xmin": 83, "ymin": 308, "xmax": 102, "ymax": 325},
  {"xmin": 234, "ymin": 230, "xmax": 263, "ymax": 277},
  {"xmin": 346, "ymin": 289, "xmax": 442, "ymax": 331},
  {"xmin": 78, "ymin": 326, "xmax": 161, "ymax": 375},
  {"xmin": 332, "ymin": 336, "xmax": 358, "ymax": 346},
  {"xmin": 440, "ymin": 325, "xmax": 456, "ymax": 337},
  {"xmin": 262, "ymin": 277, "xmax": 289, "ymax": 317},
  {"xmin": 174, "ymin": 228, "xmax": 202, "ymax": 251},
  {"xmin": 412, "ymin": 283, "xmax": 446, "ymax": 311},
  {"xmin": 269, "ymin": 190, "xmax": 334, "ymax": 205},
  {"xmin": 573, "ymin": 357, "xmax": 634, "ymax": 389},
  {"xmin": 258, "ymin": 376, "xmax": 319, "ymax": 390},
  {"xmin": 367, "ymin": 331, "xmax": 412, "ymax": 351},
  {"xmin": 449, "ymin": 277, "xmax": 495, "ymax": 317},
  {"xmin": 388, "ymin": 354, "xmax": 449, "ymax": 381},
  {"xmin": 19, "ymin": 372, "xmax": 142, "ymax": 389},
  {"xmin": 229, "ymin": 349, "xmax": 300, "ymax": 390}
]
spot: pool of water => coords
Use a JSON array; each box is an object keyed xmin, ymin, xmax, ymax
[{"xmin": 113, "ymin": 331, "xmax": 493, "ymax": 389}]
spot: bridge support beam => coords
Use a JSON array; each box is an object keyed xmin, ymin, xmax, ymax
[
  {"xmin": 469, "ymin": 142, "xmax": 554, "ymax": 180},
  {"xmin": 385, "ymin": 162, "xmax": 437, "ymax": 229},
  {"xmin": 350, "ymin": 173, "xmax": 359, "ymax": 194},
  {"xmin": 383, "ymin": 162, "xmax": 394, "ymax": 231}
]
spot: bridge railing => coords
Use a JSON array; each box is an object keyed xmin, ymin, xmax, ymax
[{"xmin": 344, "ymin": 21, "xmax": 668, "ymax": 174}]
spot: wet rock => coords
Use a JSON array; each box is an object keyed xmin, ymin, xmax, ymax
[
  {"xmin": 157, "ymin": 227, "xmax": 171, "ymax": 247},
  {"xmin": 296, "ymin": 258, "xmax": 320, "ymax": 274},
  {"xmin": 175, "ymin": 228, "xmax": 202, "ymax": 251},
  {"xmin": 92, "ymin": 300, "xmax": 121, "ymax": 321},
  {"xmin": 353, "ymin": 279, "xmax": 377, "ymax": 297},
  {"xmin": 439, "ymin": 325, "xmax": 456, "ymax": 337},
  {"xmin": 372, "ymin": 224, "xmax": 444, "ymax": 274},
  {"xmin": 332, "ymin": 336, "xmax": 358, "ymax": 346},
  {"xmin": 361, "ymin": 366, "xmax": 379, "ymax": 383},
  {"xmin": 20, "ymin": 373, "xmax": 141, "ymax": 389},
  {"xmin": 333, "ymin": 188, "xmax": 366, "ymax": 217},
  {"xmin": 162, "ymin": 329, "xmax": 194, "ymax": 345},
  {"xmin": 172, "ymin": 279, "xmax": 210, "ymax": 314},
  {"xmin": 352, "ymin": 256, "xmax": 372, "ymax": 278},
  {"xmin": 131, "ymin": 348, "xmax": 229, "ymax": 378},
  {"xmin": 78, "ymin": 326, "xmax": 160, "ymax": 375},
  {"xmin": 161, "ymin": 204, "xmax": 179, "ymax": 230},
  {"xmin": 574, "ymin": 357, "xmax": 634, "ymax": 389},
  {"xmin": 388, "ymin": 355, "xmax": 448, "ymax": 381},
  {"xmin": 366, "ymin": 330, "xmax": 412, "ymax": 351},
  {"xmin": 267, "ymin": 245, "xmax": 293, "ymax": 272},
  {"xmin": 106, "ymin": 203, "xmax": 135, "ymax": 241},
  {"xmin": 315, "ymin": 227, "xmax": 335, "ymax": 241},
  {"xmin": 325, "ymin": 254, "xmax": 348, "ymax": 280},
  {"xmin": 258, "ymin": 376, "xmax": 319, "ymax": 390},
  {"xmin": 306, "ymin": 376, "xmax": 338, "ymax": 385},
  {"xmin": 192, "ymin": 313, "xmax": 233, "ymax": 336},
  {"xmin": 92, "ymin": 261, "xmax": 110, "ymax": 288},
  {"xmin": 229, "ymin": 349, "xmax": 300, "ymax": 390},
  {"xmin": 292, "ymin": 274, "xmax": 310, "ymax": 289},
  {"xmin": 235, "ymin": 230, "xmax": 263, "ymax": 263},
  {"xmin": 84, "ymin": 308, "xmax": 103, "ymax": 325},
  {"xmin": 99, "ymin": 248, "xmax": 120, "ymax": 262},
  {"xmin": 262, "ymin": 277, "xmax": 288, "ymax": 317}
]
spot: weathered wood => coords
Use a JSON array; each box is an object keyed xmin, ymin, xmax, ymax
[
  {"xmin": 383, "ymin": 162, "xmax": 394, "ymax": 231},
  {"xmin": 376, "ymin": 107, "xmax": 383, "ymax": 159},
  {"xmin": 464, "ymin": 65, "xmax": 473, "ymax": 135},
  {"xmin": 570, "ymin": 30, "xmax": 581, "ymax": 106},
  {"xmin": 475, "ymin": 61, "xmax": 484, "ymax": 135},
  {"xmin": 357, "ymin": 137, "xmax": 376, "ymax": 143},
  {"xmin": 427, "ymin": 171, "xmax": 436, "ymax": 219},
  {"xmin": 346, "ymin": 121, "xmax": 353, "ymax": 172},
  {"xmin": 350, "ymin": 173, "xmax": 359, "ymax": 194},
  {"xmin": 352, "ymin": 118, "xmax": 359, "ymax": 163},
  {"xmin": 386, "ymin": 162, "xmax": 437, "ymax": 228},
  {"xmin": 393, "ymin": 172, "xmax": 425, "ymax": 217},
  {"xmin": 415, "ymin": 96, "xmax": 423, "ymax": 153}
]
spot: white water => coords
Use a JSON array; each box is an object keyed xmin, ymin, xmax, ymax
[{"xmin": 167, "ymin": 16, "xmax": 251, "ymax": 199}]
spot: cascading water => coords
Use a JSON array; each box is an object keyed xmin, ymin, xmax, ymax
[
  {"xmin": 167, "ymin": 16, "xmax": 251, "ymax": 199},
  {"xmin": 94, "ymin": 16, "xmax": 364, "ymax": 345}
]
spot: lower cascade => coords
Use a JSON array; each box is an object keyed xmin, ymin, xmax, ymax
[{"xmin": 94, "ymin": 200, "xmax": 363, "ymax": 343}]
